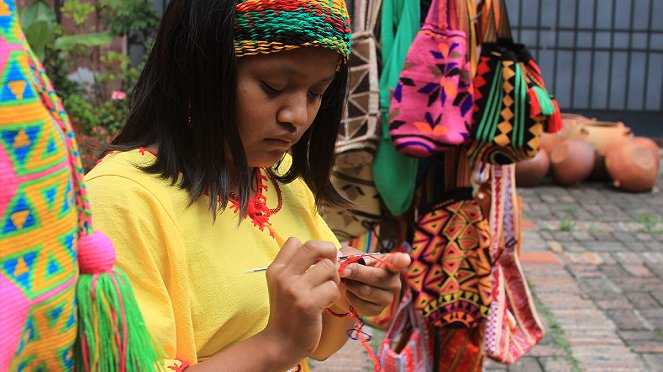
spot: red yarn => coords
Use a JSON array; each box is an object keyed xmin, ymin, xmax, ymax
[
  {"xmin": 325, "ymin": 307, "xmax": 353, "ymax": 318},
  {"xmin": 527, "ymin": 87, "xmax": 541, "ymax": 118},
  {"xmin": 547, "ymin": 99, "xmax": 563, "ymax": 133},
  {"xmin": 78, "ymin": 231, "xmax": 116, "ymax": 274},
  {"xmin": 333, "ymin": 253, "xmax": 400, "ymax": 372}
]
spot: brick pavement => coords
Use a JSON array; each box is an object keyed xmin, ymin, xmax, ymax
[{"xmin": 312, "ymin": 159, "xmax": 663, "ymax": 371}]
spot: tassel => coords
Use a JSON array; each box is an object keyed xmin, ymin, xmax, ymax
[
  {"xmin": 532, "ymin": 86, "xmax": 555, "ymax": 116},
  {"xmin": 526, "ymin": 61, "xmax": 544, "ymax": 86},
  {"xmin": 546, "ymin": 99, "xmax": 562, "ymax": 133},
  {"xmin": 75, "ymin": 231, "xmax": 164, "ymax": 371},
  {"xmin": 527, "ymin": 87, "xmax": 541, "ymax": 118}
]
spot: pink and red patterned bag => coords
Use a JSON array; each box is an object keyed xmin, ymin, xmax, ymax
[
  {"xmin": 483, "ymin": 164, "xmax": 545, "ymax": 364},
  {"xmin": 388, "ymin": 0, "xmax": 474, "ymax": 158}
]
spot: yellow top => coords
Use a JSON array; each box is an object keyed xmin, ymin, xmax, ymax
[{"xmin": 84, "ymin": 149, "xmax": 339, "ymax": 369}]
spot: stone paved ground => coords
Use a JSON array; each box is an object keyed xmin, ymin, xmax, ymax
[{"xmin": 312, "ymin": 154, "xmax": 663, "ymax": 372}]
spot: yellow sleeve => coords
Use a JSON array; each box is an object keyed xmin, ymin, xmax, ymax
[{"xmin": 85, "ymin": 174, "xmax": 198, "ymax": 364}]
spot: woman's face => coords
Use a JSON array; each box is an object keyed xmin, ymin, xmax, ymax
[{"xmin": 235, "ymin": 47, "xmax": 339, "ymax": 168}]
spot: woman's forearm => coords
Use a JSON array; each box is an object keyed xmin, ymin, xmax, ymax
[{"xmin": 309, "ymin": 306, "xmax": 354, "ymax": 360}]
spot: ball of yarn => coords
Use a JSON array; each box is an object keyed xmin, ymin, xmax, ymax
[{"xmin": 78, "ymin": 231, "xmax": 116, "ymax": 274}]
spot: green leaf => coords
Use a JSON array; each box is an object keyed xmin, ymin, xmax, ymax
[
  {"xmin": 20, "ymin": 0, "xmax": 56, "ymax": 59},
  {"xmin": 54, "ymin": 32, "xmax": 113, "ymax": 50},
  {"xmin": 23, "ymin": 20, "xmax": 52, "ymax": 60},
  {"xmin": 20, "ymin": 0, "xmax": 56, "ymax": 29}
]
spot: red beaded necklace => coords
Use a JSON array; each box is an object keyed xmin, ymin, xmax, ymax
[
  {"xmin": 228, "ymin": 168, "xmax": 282, "ymax": 239},
  {"xmin": 126, "ymin": 148, "xmax": 283, "ymax": 239}
]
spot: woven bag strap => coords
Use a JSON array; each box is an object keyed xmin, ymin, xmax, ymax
[
  {"xmin": 490, "ymin": 164, "xmax": 506, "ymax": 260},
  {"xmin": 353, "ymin": 0, "xmax": 382, "ymax": 33},
  {"xmin": 478, "ymin": 0, "xmax": 513, "ymax": 42},
  {"xmin": 467, "ymin": 0, "xmax": 479, "ymax": 77},
  {"xmin": 425, "ymin": 0, "xmax": 449, "ymax": 29},
  {"xmin": 443, "ymin": 147, "xmax": 472, "ymax": 192},
  {"xmin": 367, "ymin": 0, "xmax": 382, "ymax": 33}
]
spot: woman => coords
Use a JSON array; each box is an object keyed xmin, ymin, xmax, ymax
[{"xmin": 85, "ymin": 0, "xmax": 409, "ymax": 370}]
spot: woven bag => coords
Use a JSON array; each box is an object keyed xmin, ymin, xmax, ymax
[
  {"xmin": 405, "ymin": 148, "xmax": 493, "ymax": 328},
  {"xmin": 378, "ymin": 288, "xmax": 432, "ymax": 372},
  {"xmin": 1, "ymin": 2, "xmax": 161, "ymax": 369},
  {"xmin": 371, "ymin": 0, "xmax": 420, "ymax": 217},
  {"xmin": 483, "ymin": 164, "xmax": 545, "ymax": 364},
  {"xmin": 336, "ymin": 0, "xmax": 382, "ymax": 168},
  {"xmin": 320, "ymin": 164, "xmax": 381, "ymax": 242},
  {"xmin": 467, "ymin": 0, "xmax": 561, "ymax": 165},
  {"xmin": 388, "ymin": 0, "xmax": 473, "ymax": 158}
]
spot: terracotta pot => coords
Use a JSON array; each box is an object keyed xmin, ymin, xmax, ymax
[
  {"xmin": 568, "ymin": 121, "xmax": 632, "ymax": 155},
  {"xmin": 631, "ymin": 137, "xmax": 660, "ymax": 169},
  {"xmin": 516, "ymin": 150, "xmax": 550, "ymax": 187},
  {"xmin": 605, "ymin": 140, "xmax": 658, "ymax": 192},
  {"xmin": 550, "ymin": 138, "xmax": 595, "ymax": 186},
  {"xmin": 560, "ymin": 113, "xmax": 595, "ymax": 138},
  {"xmin": 540, "ymin": 132, "xmax": 561, "ymax": 154}
]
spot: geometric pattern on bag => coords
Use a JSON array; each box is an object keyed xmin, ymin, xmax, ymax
[
  {"xmin": 336, "ymin": 0, "xmax": 382, "ymax": 168},
  {"xmin": 468, "ymin": 43, "xmax": 544, "ymax": 165},
  {"xmin": 483, "ymin": 164, "xmax": 544, "ymax": 364},
  {"xmin": 467, "ymin": 0, "xmax": 559, "ymax": 166},
  {"xmin": 388, "ymin": 0, "xmax": 473, "ymax": 158},
  {"xmin": 379, "ymin": 288, "xmax": 432, "ymax": 372},
  {"xmin": 1, "ymin": 15, "xmax": 79, "ymax": 368},
  {"xmin": 319, "ymin": 164, "xmax": 381, "ymax": 242},
  {"xmin": 405, "ymin": 194, "xmax": 493, "ymax": 328}
]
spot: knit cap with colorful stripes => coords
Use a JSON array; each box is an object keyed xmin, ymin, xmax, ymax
[{"xmin": 234, "ymin": 0, "xmax": 351, "ymax": 64}]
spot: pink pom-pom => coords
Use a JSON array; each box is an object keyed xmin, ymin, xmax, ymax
[{"xmin": 78, "ymin": 231, "xmax": 116, "ymax": 274}]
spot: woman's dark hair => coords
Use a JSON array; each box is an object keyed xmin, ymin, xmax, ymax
[{"xmin": 107, "ymin": 0, "xmax": 348, "ymax": 217}]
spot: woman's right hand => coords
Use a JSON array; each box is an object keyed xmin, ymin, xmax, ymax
[{"xmin": 260, "ymin": 237, "xmax": 341, "ymax": 364}]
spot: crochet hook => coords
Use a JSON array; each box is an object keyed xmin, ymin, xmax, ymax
[{"xmin": 244, "ymin": 252, "xmax": 386, "ymax": 273}]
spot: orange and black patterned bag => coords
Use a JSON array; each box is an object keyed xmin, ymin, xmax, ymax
[
  {"xmin": 467, "ymin": 0, "xmax": 562, "ymax": 165},
  {"xmin": 404, "ymin": 148, "xmax": 493, "ymax": 328}
]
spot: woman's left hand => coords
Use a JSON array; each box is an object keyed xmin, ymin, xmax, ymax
[{"xmin": 333, "ymin": 246, "xmax": 411, "ymax": 317}]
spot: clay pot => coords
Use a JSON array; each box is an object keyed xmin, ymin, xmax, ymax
[
  {"xmin": 605, "ymin": 140, "xmax": 659, "ymax": 193},
  {"xmin": 540, "ymin": 132, "xmax": 561, "ymax": 154},
  {"xmin": 631, "ymin": 137, "xmax": 660, "ymax": 169},
  {"xmin": 516, "ymin": 150, "xmax": 550, "ymax": 187},
  {"xmin": 560, "ymin": 113, "xmax": 595, "ymax": 138},
  {"xmin": 550, "ymin": 138, "xmax": 596, "ymax": 186},
  {"xmin": 568, "ymin": 121, "xmax": 632, "ymax": 155}
]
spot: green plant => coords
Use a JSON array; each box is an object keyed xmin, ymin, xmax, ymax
[
  {"xmin": 19, "ymin": 0, "xmax": 56, "ymax": 60},
  {"xmin": 565, "ymin": 205, "xmax": 577, "ymax": 214},
  {"xmin": 560, "ymin": 217, "xmax": 576, "ymax": 232},
  {"xmin": 19, "ymin": 0, "xmax": 158, "ymax": 170},
  {"xmin": 638, "ymin": 213, "xmax": 663, "ymax": 233}
]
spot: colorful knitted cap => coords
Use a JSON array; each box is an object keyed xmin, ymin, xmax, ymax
[{"xmin": 234, "ymin": 0, "xmax": 351, "ymax": 64}]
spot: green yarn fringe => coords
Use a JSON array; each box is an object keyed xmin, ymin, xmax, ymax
[
  {"xmin": 532, "ymin": 86, "xmax": 555, "ymax": 116},
  {"xmin": 75, "ymin": 269, "xmax": 164, "ymax": 371}
]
